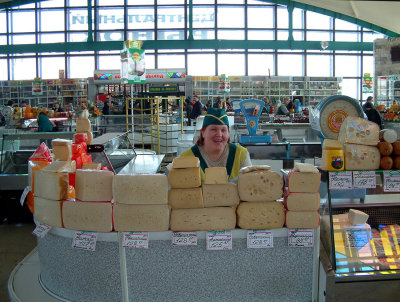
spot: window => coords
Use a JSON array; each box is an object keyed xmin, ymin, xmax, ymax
[
  {"xmin": 248, "ymin": 54, "xmax": 274, "ymax": 76},
  {"xmin": 218, "ymin": 53, "xmax": 245, "ymax": 76},
  {"xmin": 217, "ymin": 6, "xmax": 244, "ymax": 28},
  {"xmin": 335, "ymin": 55, "xmax": 359, "ymax": 77},
  {"xmin": 11, "ymin": 57, "xmax": 36, "ymax": 80},
  {"xmin": 307, "ymin": 54, "xmax": 332, "ymax": 76},
  {"xmin": 278, "ymin": 54, "xmax": 303, "ymax": 76},
  {"xmin": 188, "ymin": 53, "xmax": 215, "ymax": 75},
  {"xmin": 69, "ymin": 56, "xmax": 95, "ymax": 78},
  {"xmin": 40, "ymin": 56, "xmax": 65, "ymax": 79},
  {"xmin": 158, "ymin": 54, "xmax": 185, "ymax": 69}
]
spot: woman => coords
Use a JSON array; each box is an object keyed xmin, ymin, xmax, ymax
[
  {"xmin": 37, "ymin": 111, "xmax": 54, "ymax": 132},
  {"xmin": 180, "ymin": 107, "xmax": 251, "ymax": 182}
]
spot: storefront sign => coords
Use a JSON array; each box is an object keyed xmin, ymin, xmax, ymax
[
  {"xmin": 329, "ymin": 171, "xmax": 353, "ymax": 190},
  {"xmin": 353, "ymin": 171, "xmax": 376, "ymax": 189},
  {"xmin": 247, "ymin": 230, "xmax": 273, "ymax": 248},
  {"xmin": 122, "ymin": 232, "xmax": 149, "ymax": 249},
  {"xmin": 206, "ymin": 231, "xmax": 232, "ymax": 250},
  {"xmin": 72, "ymin": 231, "xmax": 98, "ymax": 251},
  {"xmin": 149, "ymin": 86, "xmax": 179, "ymax": 93},
  {"xmin": 172, "ymin": 232, "xmax": 197, "ymax": 246},
  {"xmin": 32, "ymin": 79, "xmax": 43, "ymax": 96},
  {"xmin": 32, "ymin": 223, "xmax": 52, "ymax": 238},
  {"xmin": 288, "ymin": 229, "xmax": 314, "ymax": 247}
]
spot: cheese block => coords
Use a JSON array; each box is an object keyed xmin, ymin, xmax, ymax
[
  {"xmin": 34, "ymin": 197, "xmax": 63, "ymax": 227},
  {"xmin": 285, "ymin": 211, "xmax": 320, "ymax": 229},
  {"xmin": 338, "ymin": 116, "xmax": 379, "ymax": 146},
  {"xmin": 236, "ymin": 201, "xmax": 285, "ymax": 229},
  {"xmin": 284, "ymin": 192, "xmax": 320, "ymax": 211},
  {"xmin": 348, "ymin": 209, "xmax": 369, "ymax": 225},
  {"xmin": 82, "ymin": 162, "xmax": 101, "ymax": 170},
  {"xmin": 113, "ymin": 204, "xmax": 170, "ymax": 231},
  {"xmin": 75, "ymin": 169, "xmax": 114, "ymax": 201},
  {"xmin": 34, "ymin": 170, "xmax": 69, "ymax": 201},
  {"xmin": 42, "ymin": 160, "xmax": 76, "ymax": 173},
  {"xmin": 168, "ymin": 188, "xmax": 204, "ymax": 209},
  {"xmin": 322, "ymin": 139, "xmax": 343, "ymax": 150},
  {"xmin": 204, "ymin": 167, "xmax": 228, "ymax": 184},
  {"xmin": 76, "ymin": 118, "xmax": 91, "ymax": 132},
  {"xmin": 238, "ymin": 171, "xmax": 283, "ymax": 202},
  {"xmin": 288, "ymin": 170, "xmax": 321, "ymax": 193},
  {"xmin": 170, "ymin": 207, "xmax": 236, "ymax": 231},
  {"xmin": 168, "ymin": 167, "xmax": 201, "ymax": 189},
  {"xmin": 52, "ymin": 139, "xmax": 72, "ymax": 161},
  {"xmin": 202, "ymin": 184, "xmax": 239, "ymax": 207},
  {"xmin": 240, "ymin": 165, "xmax": 271, "ymax": 174},
  {"xmin": 344, "ymin": 143, "xmax": 380, "ymax": 171},
  {"xmin": 171, "ymin": 157, "xmax": 199, "ymax": 169},
  {"xmin": 62, "ymin": 201, "xmax": 112, "ymax": 232},
  {"xmin": 113, "ymin": 174, "xmax": 168, "ymax": 204},
  {"xmin": 294, "ymin": 163, "xmax": 319, "ymax": 173}
]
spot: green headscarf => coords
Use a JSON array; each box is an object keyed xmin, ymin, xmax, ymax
[{"xmin": 202, "ymin": 107, "xmax": 229, "ymax": 127}]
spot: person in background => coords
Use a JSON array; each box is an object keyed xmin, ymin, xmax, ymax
[
  {"xmin": 52, "ymin": 102, "xmax": 63, "ymax": 113},
  {"xmin": 37, "ymin": 111, "xmax": 54, "ymax": 132},
  {"xmin": 294, "ymin": 99, "xmax": 301, "ymax": 114},
  {"xmin": 276, "ymin": 97, "xmax": 290, "ymax": 116},
  {"xmin": 213, "ymin": 96, "xmax": 222, "ymax": 109},
  {"xmin": 185, "ymin": 97, "xmax": 193, "ymax": 126},
  {"xmin": 102, "ymin": 100, "xmax": 110, "ymax": 115},
  {"xmin": 0, "ymin": 110, "xmax": 5, "ymax": 126},
  {"xmin": 363, "ymin": 101, "xmax": 383, "ymax": 129},
  {"xmin": 190, "ymin": 95, "xmax": 202, "ymax": 121},
  {"xmin": 286, "ymin": 98, "xmax": 294, "ymax": 112},
  {"xmin": 225, "ymin": 97, "xmax": 231, "ymax": 110},
  {"xmin": 20, "ymin": 101, "xmax": 27, "ymax": 108},
  {"xmin": 262, "ymin": 97, "xmax": 270, "ymax": 114},
  {"xmin": 7, "ymin": 100, "xmax": 13, "ymax": 107},
  {"xmin": 180, "ymin": 107, "xmax": 251, "ymax": 182},
  {"xmin": 362, "ymin": 96, "xmax": 373, "ymax": 111}
]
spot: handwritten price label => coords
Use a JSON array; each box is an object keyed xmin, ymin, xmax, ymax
[
  {"xmin": 329, "ymin": 171, "xmax": 352, "ymax": 189},
  {"xmin": 206, "ymin": 231, "xmax": 232, "ymax": 251},
  {"xmin": 288, "ymin": 229, "xmax": 314, "ymax": 247},
  {"xmin": 72, "ymin": 231, "xmax": 98, "ymax": 251},
  {"xmin": 353, "ymin": 171, "xmax": 376, "ymax": 189},
  {"xmin": 383, "ymin": 171, "xmax": 400, "ymax": 192},
  {"xmin": 172, "ymin": 232, "xmax": 197, "ymax": 246},
  {"xmin": 247, "ymin": 230, "xmax": 273, "ymax": 248},
  {"xmin": 345, "ymin": 228, "xmax": 370, "ymax": 248},
  {"xmin": 32, "ymin": 223, "xmax": 52, "ymax": 238},
  {"xmin": 122, "ymin": 232, "xmax": 149, "ymax": 249}
]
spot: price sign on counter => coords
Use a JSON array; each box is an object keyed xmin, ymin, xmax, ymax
[
  {"xmin": 122, "ymin": 232, "xmax": 149, "ymax": 249},
  {"xmin": 247, "ymin": 230, "xmax": 273, "ymax": 248},
  {"xmin": 206, "ymin": 231, "xmax": 232, "ymax": 251},
  {"xmin": 383, "ymin": 171, "xmax": 400, "ymax": 192},
  {"xmin": 32, "ymin": 223, "xmax": 52, "ymax": 238},
  {"xmin": 72, "ymin": 231, "xmax": 98, "ymax": 251},
  {"xmin": 345, "ymin": 228, "xmax": 370, "ymax": 248},
  {"xmin": 329, "ymin": 171, "xmax": 352, "ymax": 190},
  {"xmin": 172, "ymin": 232, "xmax": 197, "ymax": 246},
  {"xmin": 353, "ymin": 171, "xmax": 376, "ymax": 189},
  {"xmin": 288, "ymin": 229, "xmax": 314, "ymax": 247}
]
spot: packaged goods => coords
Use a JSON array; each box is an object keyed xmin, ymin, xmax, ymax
[
  {"xmin": 42, "ymin": 160, "xmax": 76, "ymax": 172},
  {"xmin": 239, "ymin": 165, "xmax": 271, "ymax": 174},
  {"xmin": 204, "ymin": 167, "xmax": 228, "ymax": 184},
  {"xmin": 76, "ymin": 131, "xmax": 93, "ymax": 144},
  {"xmin": 168, "ymin": 167, "xmax": 201, "ymax": 189},
  {"xmin": 168, "ymin": 188, "xmax": 204, "ymax": 209},
  {"xmin": 344, "ymin": 143, "xmax": 380, "ymax": 171},
  {"xmin": 236, "ymin": 201, "xmax": 285, "ymax": 229},
  {"xmin": 74, "ymin": 133, "xmax": 87, "ymax": 144},
  {"xmin": 284, "ymin": 192, "xmax": 320, "ymax": 211},
  {"xmin": 76, "ymin": 118, "xmax": 91, "ymax": 132},
  {"xmin": 321, "ymin": 149, "xmax": 344, "ymax": 171},
  {"xmin": 171, "ymin": 157, "xmax": 199, "ymax": 169},
  {"xmin": 75, "ymin": 169, "xmax": 114, "ymax": 202},
  {"xmin": 52, "ymin": 139, "xmax": 72, "ymax": 161},
  {"xmin": 34, "ymin": 197, "xmax": 63, "ymax": 227},
  {"xmin": 348, "ymin": 209, "xmax": 369, "ymax": 225},
  {"xmin": 34, "ymin": 170, "xmax": 69, "ymax": 201},
  {"xmin": 202, "ymin": 183, "xmax": 239, "ymax": 207},
  {"xmin": 113, "ymin": 204, "xmax": 170, "ymax": 231},
  {"xmin": 170, "ymin": 207, "xmax": 236, "ymax": 231},
  {"xmin": 113, "ymin": 174, "xmax": 168, "ymax": 205},
  {"xmin": 238, "ymin": 171, "xmax": 283, "ymax": 202},
  {"xmin": 338, "ymin": 117, "xmax": 379, "ymax": 146},
  {"xmin": 285, "ymin": 211, "xmax": 320, "ymax": 228},
  {"xmin": 82, "ymin": 162, "xmax": 101, "ymax": 170},
  {"xmin": 287, "ymin": 169, "xmax": 321, "ymax": 193},
  {"xmin": 379, "ymin": 129, "xmax": 397, "ymax": 143},
  {"xmin": 72, "ymin": 142, "xmax": 87, "ymax": 155}
]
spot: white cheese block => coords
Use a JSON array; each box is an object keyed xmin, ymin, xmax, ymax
[
  {"xmin": 344, "ymin": 143, "xmax": 380, "ymax": 171},
  {"xmin": 34, "ymin": 170, "xmax": 69, "ymax": 201},
  {"xmin": 323, "ymin": 139, "xmax": 343, "ymax": 150},
  {"xmin": 34, "ymin": 197, "xmax": 63, "ymax": 227},
  {"xmin": 238, "ymin": 171, "xmax": 283, "ymax": 202},
  {"xmin": 113, "ymin": 174, "xmax": 168, "ymax": 205},
  {"xmin": 285, "ymin": 192, "xmax": 320, "ymax": 211},
  {"xmin": 338, "ymin": 116, "xmax": 379, "ymax": 146},
  {"xmin": 82, "ymin": 162, "xmax": 101, "ymax": 170},
  {"xmin": 285, "ymin": 211, "xmax": 320, "ymax": 229},
  {"xmin": 236, "ymin": 201, "xmax": 285, "ymax": 229},
  {"xmin": 288, "ymin": 171, "xmax": 321, "ymax": 193},
  {"xmin": 170, "ymin": 207, "xmax": 236, "ymax": 231},
  {"xmin": 204, "ymin": 167, "xmax": 228, "ymax": 184},
  {"xmin": 168, "ymin": 188, "xmax": 204, "ymax": 209},
  {"xmin": 52, "ymin": 139, "xmax": 72, "ymax": 161},
  {"xmin": 62, "ymin": 201, "xmax": 113, "ymax": 232},
  {"xmin": 202, "ymin": 184, "xmax": 239, "ymax": 207},
  {"xmin": 294, "ymin": 162, "xmax": 319, "ymax": 173},
  {"xmin": 76, "ymin": 118, "xmax": 91, "ymax": 132},
  {"xmin": 43, "ymin": 160, "xmax": 76, "ymax": 172},
  {"xmin": 168, "ymin": 167, "xmax": 201, "ymax": 189},
  {"xmin": 171, "ymin": 156, "xmax": 199, "ymax": 169},
  {"xmin": 348, "ymin": 209, "xmax": 369, "ymax": 225},
  {"xmin": 240, "ymin": 165, "xmax": 271, "ymax": 174},
  {"xmin": 113, "ymin": 204, "xmax": 170, "ymax": 231},
  {"xmin": 75, "ymin": 169, "xmax": 114, "ymax": 202}
]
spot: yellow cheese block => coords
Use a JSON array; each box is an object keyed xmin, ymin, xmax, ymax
[
  {"xmin": 113, "ymin": 204, "xmax": 170, "ymax": 231},
  {"xmin": 168, "ymin": 188, "xmax": 204, "ymax": 209},
  {"xmin": 202, "ymin": 183, "xmax": 239, "ymax": 207},
  {"xmin": 285, "ymin": 192, "xmax": 320, "ymax": 211},
  {"xmin": 43, "ymin": 160, "xmax": 76, "ymax": 172},
  {"xmin": 338, "ymin": 116, "xmax": 380, "ymax": 146},
  {"xmin": 75, "ymin": 169, "xmax": 114, "ymax": 201},
  {"xmin": 204, "ymin": 167, "xmax": 228, "ymax": 184},
  {"xmin": 82, "ymin": 162, "xmax": 101, "ymax": 170},
  {"xmin": 52, "ymin": 139, "xmax": 72, "ymax": 161},
  {"xmin": 34, "ymin": 170, "xmax": 69, "ymax": 201},
  {"xmin": 285, "ymin": 211, "xmax": 320, "ymax": 229},
  {"xmin": 322, "ymin": 139, "xmax": 343, "ymax": 150},
  {"xmin": 237, "ymin": 201, "xmax": 285, "ymax": 229},
  {"xmin": 76, "ymin": 118, "xmax": 91, "ymax": 132},
  {"xmin": 113, "ymin": 174, "xmax": 168, "ymax": 204},
  {"xmin": 288, "ymin": 171, "xmax": 321, "ymax": 193},
  {"xmin": 171, "ymin": 156, "xmax": 199, "ymax": 169},
  {"xmin": 168, "ymin": 167, "xmax": 201, "ymax": 189},
  {"xmin": 238, "ymin": 171, "xmax": 283, "ymax": 202},
  {"xmin": 34, "ymin": 197, "xmax": 63, "ymax": 227},
  {"xmin": 344, "ymin": 143, "xmax": 380, "ymax": 171}
]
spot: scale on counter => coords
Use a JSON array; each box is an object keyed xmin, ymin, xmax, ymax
[{"xmin": 238, "ymin": 99, "xmax": 272, "ymax": 144}]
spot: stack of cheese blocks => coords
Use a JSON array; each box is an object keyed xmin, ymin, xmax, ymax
[
  {"xmin": 285, "ymin": 163, "xmax": 321, "ymax": 229},
  {"xmin": 75, "ymin": 109, "xmax": 93, "ymax": 146},
  {"xmin": 169, "ymin": 157, "xmax": 237, "ymax": 231},
  {"xmin": 236, "ymin": 166, "xmax": 285, "ymax": 229},
  {"xmin": 112, "ymin": 174, "xmax": 170, "ymax": 231}
]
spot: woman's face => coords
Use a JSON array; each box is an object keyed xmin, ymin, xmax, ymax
[{"xmin": 202, "ymin": 124, "xmax": 229, "ymax": 152}]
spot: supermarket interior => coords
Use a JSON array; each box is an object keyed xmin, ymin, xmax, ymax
[{"xmin": 1, "ymin": 1, "xmax": 400, "ymax": 302}]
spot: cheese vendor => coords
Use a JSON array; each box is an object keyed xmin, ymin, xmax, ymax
[{"xmin": 180, "ymin": 107, "xmax": 252, "ymax": 182}]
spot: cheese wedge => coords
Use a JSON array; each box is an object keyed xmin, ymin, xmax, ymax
[
  {"xmin": 285, "ymin": 211, "xmax": 320, "ymax": 229},
  {"xmin": 202, "ymin": 184, "xmax": 239, "ymax": 207},
  {"xmin": 237, "ymin": 201, "xmax": 285, "ymax": 229},
  {"xmin": 338, "ymin": 116, "xmax": 379, "ymax": 146},
  {"xmin": 76, "ymin": 118, "xmax": 91, "ymax": 132},
  {"xmin": 34, "ymin": 170, "xmax": 69, "ymax": 201},
  {"xmin": 344, "ymin": 143, "xmax": 380, "ymax": 171},
  {"xmin": 43, "ymin": 160, "xmax": 76, "ymax": 173},
  {"xmin": 238, "ymin": 171, "xmax": 283, "ymax": 202},
  {"xmin": 204, "ymin": 167, "xmax": 228, "ymax": 184},
  {"xmin": 284, "ymin": 192, "xmax": 320, "ymax": 211},
  {"xmin": 348, "ymin": 209, "xmax": 369, "ymax": 225},
  {"xmin": 52, "ymin": 139, "xmax": 72, "ymax": 161},
  {"xmin": 171, "ymin": 157, "xmax": 199, "ymax": 169},
  {"xmin": 34, "ymin": 197, "xmax": 63, "ymax": 227},
  {"xmin": 169, "ymin": 167, "xmax": 201, "ymax": 188},
  {"xmin": 75, "ymin": 169, "xmax": 114, "ymax": 202},
  {"xmin": 168, "ymin": 188, "xmax": 204, "ymax": 209}
]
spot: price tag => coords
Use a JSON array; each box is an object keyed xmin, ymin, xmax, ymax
[
  {"xmin": 247, "ymin": 230, "xmax": 273, "ymax": 248},
  {"xmin": 329, "ymin": 171, "xmax": 352, "ymax": 189},
  {"xmin": 206, "ymin": 231, "xmax": 232, "ymax": 251},
  {"xmin": 72, "ymin": 231, "xmax": 98, "ymax": 251},
  {"xmin": 32, "ymin": 223, "xmax": 52, "ymax": 238},
  {"xmin": 345, "ymin": 228, "xmax": 370, "ymax": 248},
  {"xmin": 288, "ymin": 229, "xmax": 314, "ymax": 247},
  {"xmin": 353, "ymin": 171, "xmax": 376, "ymax": 189},
  {"xmin": 172, "ymin": 232, "xmax": 197, "ymax": 246},
  {"xmin": 122, "ymin": 232, "xmax": 149, "ymax": 249},
  {"xmin": 383, "ymin": 171, "xmax": 400, "ymax": 192}
]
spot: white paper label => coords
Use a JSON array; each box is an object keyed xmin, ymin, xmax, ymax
[
  {"xmin": 72, "ymin": 231, "xmax": 98, "ymax": 251},
  {"xmin": 20, "ymin": 186, "xmax": 31, "ymax": 206},
  {"xmin": 288, "ymin": 229, "xmax": 314, "ymax": 247},
  {"xmin": 206, "ymin": 231, "xmax": 232, "ymax": 251},
  {"xmin": 353, "ymin": 171, "xmax": 376, "ymax": 189},
  {"xmin": 247, "ymin": 230, "xmax": 273, "ymax": 248},
  {"xmin": 122, "ymin": 232, "xmax": 149, "ymax": 249},
  {"xmin": 345, "ymin": 228, "xmax": 370, "ymax": 248},
  {"xmin": 329, "ymin": 171, "xmax": 352, "ymax": 189},
  {"xmin": 172, "ymin": 232, "xmax": 197, "ymax": 246},
  {"xmin": 383, "ymin": 171, "xmax": 400, "ymax": 192},
  {"xmin": 32, "ymin": 223, "xmax": 52, "ymax": 238}
]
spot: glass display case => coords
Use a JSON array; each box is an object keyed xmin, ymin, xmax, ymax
[{"xmin": 376, "ymin": 75, "xmax": 400, "ymax": 105}]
